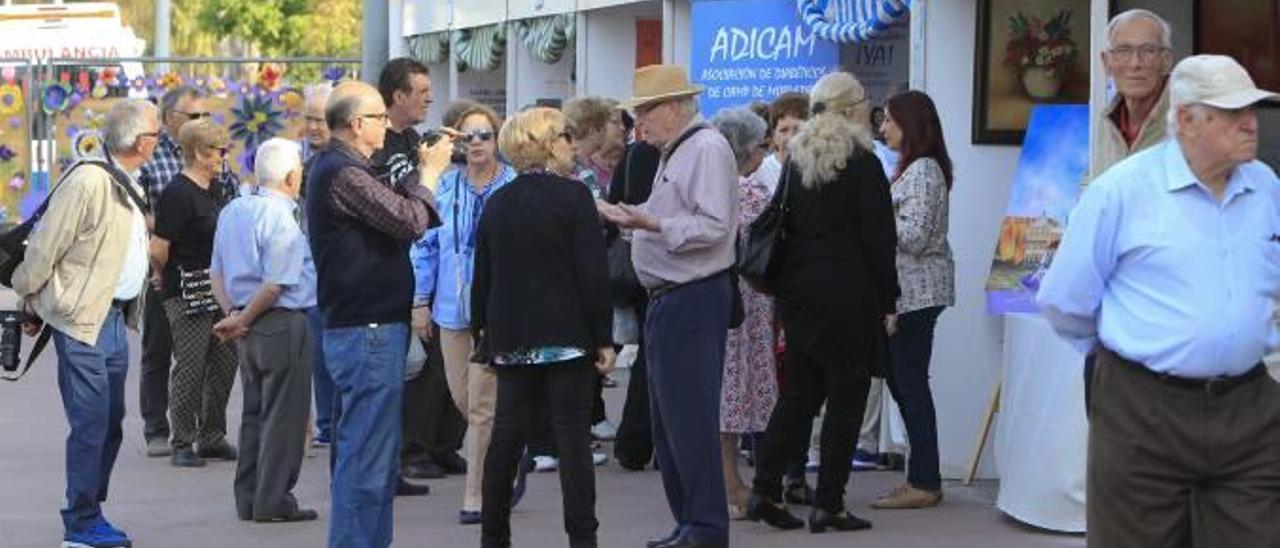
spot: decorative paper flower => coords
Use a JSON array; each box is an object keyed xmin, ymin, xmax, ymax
[
  {"xmin": 278, "ymin": 88, "xmax": 304, "ymax": 111},
  {"xmin": 237, "ymin": 81, "xmax": 252, "ymax": 97},
  {"xmin": 0, "ymin": 66, "xmax": 14, "ymax": 83},
  {"xmin": 238, "ymin": 148, "xmax": 256, "ymax": 176},
  {"xmin": 100, "ymin": 67, "xmax": 119, "ymax": 87},
  {"xmin": 74, "ymin": 131, "xmax": 102, "ymax": 158},
  {"xmin": 323, "ymin": 66, "xmax": 347, "ymax": 82},
  {"xmin": 67, "ymin": 91, "xmax": 84, "ymax": 111},
  {"xmin": 258, "ymin": 64, "xmax": 285, "ymax": 92},
  {"xmin": 230, "ymin": 93, "xmax": 284, "ymax": 148},
  {"xmin": 194, "ymin": 77, "xmax": 207, "ymax": 90},
  {"xmin": 76, "ymin": 72, "xmax": 91, "ymax": 93},
  {"xmin": 41, "ymin": 82, "xmax": 71, "ymax": 115},
  {"xmin": 130, "ymin": 76, "xmax": 148, "ymax": 93},
  {"xmin": 208, "ymin": 76, "xmax": 228, "ymax": 98},
  {"xmin": 65, "ymin": 125, "xmax": 80, "ymax": 139},
  {"xmin": 0, "ymin": 84, "xmax": 22, "ymax": 116},
  {"xmin": 91, "ymin": 82, "xmax": 108, "ymax": 99},
  {"xmin": 8, "ymin": 116, "xmax": 21, "ymax": 129},
  {"xmin": 8, "ymin": 173, "xmax": 24, "ymax": 190},
  {"xmin": 158, "ymin": 73, "xmax": 183, "ymax": 91},
  {"xmin": 0, "ymin": 144, "xmax": 15, "ymax": 163}
]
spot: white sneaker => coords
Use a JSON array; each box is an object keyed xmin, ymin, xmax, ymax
[
  {"xmin": 533, "ymin": 455, "xmax": 559, "ymax": 472},
  {"xmin": 592, "ymin": 451, "xmax": 607, "ymax": 466},
  {"xmin": 591, "ymin": 420, "xmax": 618, "ymax": 441}
]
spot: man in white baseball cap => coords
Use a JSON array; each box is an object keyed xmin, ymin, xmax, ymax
[{"xmin": 1037, "ymin": 54, "xmax": 1280, "ymax": 547}]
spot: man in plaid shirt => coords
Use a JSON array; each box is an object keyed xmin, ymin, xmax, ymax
[{"xmin": 136, "ymin": 85, "xmax": 240, "ymax": 458}]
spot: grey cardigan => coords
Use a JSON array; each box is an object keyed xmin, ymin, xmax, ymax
[{"xmin": 891, "ymin": 157, "xmax": 955, "ymax": 314}]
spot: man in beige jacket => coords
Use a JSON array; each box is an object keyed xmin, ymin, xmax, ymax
[
  {"xmin": 13, "ymin": 99, "xmax": 157, "ymax": 548},
  {"xmin": 1091, "ymin": 9, "xmax": 1175, "ymax": 179}
]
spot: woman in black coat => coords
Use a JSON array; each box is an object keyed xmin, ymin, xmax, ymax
[
  {"xmin": 472, "ymin": 107, "xmax": 615, "ymax": 548},
  {"xmin": 746, "ymin": 72, "xmax": 900, "ymax": 534}
]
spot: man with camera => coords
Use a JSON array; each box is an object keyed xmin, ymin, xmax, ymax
[
  {"xmin": 307, "ymin": 80, "xmax": 450, "ymax": 548},
  {"xmin": 373, "ymin": 57, "xmax": 470, "ymax": 487},
  {"xmin": 14, "ymin": 99, "xmax": 157, "ymax": 548}
]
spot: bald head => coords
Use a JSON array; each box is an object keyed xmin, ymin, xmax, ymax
[{"xmin": 326, "ymin": 81, "xmax": 390, "ymax": 158}]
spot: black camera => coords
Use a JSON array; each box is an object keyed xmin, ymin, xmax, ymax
[
  {"xmin": 421, "ymin": 128, "xmax": 469, "ymax": 164},
  {"xmin": 0, "ymin": 310, "xmax": 23, "ymax": 373}
]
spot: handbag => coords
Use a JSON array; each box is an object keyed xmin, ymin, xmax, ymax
[
  {"xmin": 737, "ymin": 163, "xmax": 791, "ymax": 295},
  {"xmin": 178, "ymin": 266, "xmax": 220, "ymax": 316},
  {"xmin": 0, "ymin": 156, "xmax": 148, "ymax": 288}
]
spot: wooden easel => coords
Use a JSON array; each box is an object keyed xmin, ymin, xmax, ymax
[{"xmin": 963, "ymin": 381, "xmax": 1001, "ymax": 485}]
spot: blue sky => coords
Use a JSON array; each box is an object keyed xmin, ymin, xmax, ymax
[{"xmin": 1004, "ymin": 105, "xmax": 1089, "ymax": 224}]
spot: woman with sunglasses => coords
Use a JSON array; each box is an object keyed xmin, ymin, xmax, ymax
[
  {"xmin": 150, "ymin": 118, "xmax": 239, "ymax": 468},
  {"xmin": 409, "ymin": 102, "xmax": 517, "ymax": 525}
]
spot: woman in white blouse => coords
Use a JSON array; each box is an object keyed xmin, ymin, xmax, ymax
[{"xmin": 872, "ymin": 90, "xmax": 956, "ymax": 510}]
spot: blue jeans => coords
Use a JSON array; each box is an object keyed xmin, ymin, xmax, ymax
[
  {"xmin": 54, "ymin": 308, "xmax": 129, "ymax": 533},
  {"xmin": 324, "ymin": 322, "xmax": 408, "ymax": 548},
  {"xmin": 886, "ymin": 306, "xmax": 944, "ymax": 491},
  {"xmin": 308, "ymin": 307, "xmax": 334, "ymax": 442}
]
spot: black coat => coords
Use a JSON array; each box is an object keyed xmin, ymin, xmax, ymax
[
  {"xmin": 471, "ymin": 172, "xmax": 612, "ymax": 356},
  {"xmin": 773, "ymin": 147, "xmax": 900, "ymax": 362}
]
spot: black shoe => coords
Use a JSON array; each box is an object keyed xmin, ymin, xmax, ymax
[
  {"xmin": 395, "ymin": 477, "xmax": 430, "ymax": 497},
  {"xmin": 458, "ymin": 510, "xmax": 481, "ymax": 525},
  {"xmin": 170, "ymin": 447, "xmax": 206, "ymax": 468},
  {"xmin": 783, "ymin": 479, "xmax": 815, "ymax": 505},
  {"xmin": 434, "ymin": 452, "xmax": 468, "ymax": 475},
  {"xmin": 403, "ymin": 460, "xmax": 445, "ymax": 480},
  {"xmin": 645, "ymin": 529, "xmax": 680, "ymax": 548},
  {"xmin": 878, "ymin": 452, "xmax": 905, "ymax": 471},
  {"xmin": 617, "ymin": 456, "xmax": 649, "ymax": 471},
  {"xmin": 195, "ymin": 440, "xmax": 238, "ymax": 461},
  {"xmin": 745, "ymin": 494, "xmax": 804, "ymax": 530},
  {"xmin": 808, "ymin": 507, "xmax": 872, "ymax": 533},
  {"xmin": 511, "ymin": 450, "xmax": 532, "ymax": 508},
  {"xmin": 254, "ymin": 508, "xmax": 319, "ymax": 523}
]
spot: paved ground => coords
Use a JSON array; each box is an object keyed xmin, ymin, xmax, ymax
[{"xmin": 0, "ymin": 332, "xmax": 1086, "ymax": 548}]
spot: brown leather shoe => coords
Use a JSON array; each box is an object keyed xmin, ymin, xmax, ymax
[{"xmin": 871, "ymin": 484, "xmax": 942, "ymax": 509}]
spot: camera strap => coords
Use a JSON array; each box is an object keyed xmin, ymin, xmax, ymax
[{"xmin": 1, "ymin": 324, "xmax": 51, "ymax": 382}]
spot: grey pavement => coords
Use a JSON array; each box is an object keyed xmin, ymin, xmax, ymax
[{"xmin": 0, "ymin": 330, "xmax": 1085, "ymax": 548}]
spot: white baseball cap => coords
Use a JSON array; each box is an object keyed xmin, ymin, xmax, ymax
[{"xmin": 1172, "ymin": 54, "xmax": 1280, "ymax": 109}]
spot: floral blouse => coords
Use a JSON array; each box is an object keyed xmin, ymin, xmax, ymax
[{"xmin": 891, "ymin": 157, "xmax": 955, "ymax": 314}]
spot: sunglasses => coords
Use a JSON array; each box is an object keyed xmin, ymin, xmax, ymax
[
  {"xmin": 176, "ymin": 110, "xmax": 211, "ymax": 120},
  {"xmin": 358, "ymin": 112, "xmax": 390, "ymax": 124},
  {"xmin": 463, "ymin": 130, "xmax": 495, "ymax": 142},
  {"xmin": 209, "ymin": 145, "xmax": 229, "ymax": 158}
]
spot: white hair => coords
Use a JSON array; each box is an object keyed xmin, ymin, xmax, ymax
[
  {"xmin": 1106, "ymin": 9, "xmax": 1172, "ymax": 50},
  {"xmin": 102, "ymin": 99, "xmax": 159, "ymax": 154},
  {"xmin": 710, "ymin": 107, "xmax": 767, "ymax": 168},
  {"xmin": 788, "ymin": 72, "xmax": 874, "ymax": 188},
  {"xmin": 254, "ymin": 138, "xmax": 302, "ymax": 187}
]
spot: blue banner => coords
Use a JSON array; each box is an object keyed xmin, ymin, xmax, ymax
[{"xmin": 690, "ymin": 0, "xmax": 839, "ymax": 117}]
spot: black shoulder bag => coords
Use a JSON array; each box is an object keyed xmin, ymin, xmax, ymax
[
  {"xmin": 0, "ymin": 157, "xmax": 149, "ymax": 381},
  {"xmin": 736, "ymin": 162, "xmax": 791, "ymax": 295}
]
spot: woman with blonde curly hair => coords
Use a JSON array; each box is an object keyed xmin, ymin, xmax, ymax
[{"xmin": 745, "ymin": 72, "xmax": 899, "ymax": 534}]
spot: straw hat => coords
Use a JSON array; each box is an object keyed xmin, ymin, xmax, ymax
[{"xmin": 622, "ymin": 65, "xmax": 704, "ymax": 110}]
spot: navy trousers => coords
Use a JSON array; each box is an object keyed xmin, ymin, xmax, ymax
[{"xmin": 645, "ymin": 274, "xmax": 731, "ymax": 545}]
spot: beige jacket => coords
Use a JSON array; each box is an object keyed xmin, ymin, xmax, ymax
[
  {"xmin": 1090, "ymin": 82, "xmax": 1171, "ymax": 181},
  {"xmin": 13, "ymin": 161, "xmax": 145, "ymax": 345}
]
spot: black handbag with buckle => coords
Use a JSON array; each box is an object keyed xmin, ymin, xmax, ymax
[{"xmin": 737, "ymin": 162, "xmax": 791, "ymax": 295}]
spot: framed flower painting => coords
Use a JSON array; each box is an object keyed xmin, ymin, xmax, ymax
[{"xmin": 973, "ymin": 0, "xmax": 1091, "ymax": 145}]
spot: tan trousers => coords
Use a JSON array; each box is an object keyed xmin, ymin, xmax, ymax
[
  {"xmin": 440, "ymin": 328, "xmax": 497, "ymax": 512},
  {"xmin": 1089, "ymin": 348, "xmax": 1280, "ymax": 547}
]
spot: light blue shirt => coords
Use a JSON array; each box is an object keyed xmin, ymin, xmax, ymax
[
  {"xmin": 411, "ymin": 164, "xmax": 516, "ymax": 330},
  {"xmin": 210, "ymin": 186, "xmax": 317, "ymax": 310},
  {"xmin": 1036, "ymin": 140, "xmax": 1280, "ymax": 378}
]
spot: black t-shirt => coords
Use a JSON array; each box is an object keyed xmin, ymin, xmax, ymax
[
  {"xmin": 372, "ymin": 127, "xmax": 421, "ymax": 187},
  {"xmin": 154, "ymin": 173, "xmax": 227, "ymax": 298}
]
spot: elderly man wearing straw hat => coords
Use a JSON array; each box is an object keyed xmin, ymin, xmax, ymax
[{"xmin": 599, "ymin": 65, "xmax": 739, "ymax": 548}]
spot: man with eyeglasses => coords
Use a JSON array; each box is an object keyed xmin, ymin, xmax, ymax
[
  {"xmin": 135, "ymin": 85, "xmax": 241, "ymax": 459},
  {"xmin": 307, "ymin": 80, "xmax": 451, "ymax": 548},
  {"xmin": 1094, "ymin": 9, "xmax": 1175, "ymax": 178}
]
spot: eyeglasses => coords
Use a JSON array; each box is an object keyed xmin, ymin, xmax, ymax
[
  {"xmin": 304, "ymin": 115, "xmax": 326, "ymax": 124},
  {"xmin": 137, "ymin": 131, "xmax": 161, "ymax": 140},
  {"xmin": 209, "ymin": 145, "xmax": 230, "ymax": 158},
  {"xmin": 358, "ymin": 112, "xmax": 390, "ymax": 124},
  {"xmin": 175, "ymin": 110, "xmax": 211, "ymax": 120},
  {"xmin": 1107, "ymin": 45, "xmax": 1168, "ymax": 62},
  {"xmin": 463, "ymin": 130, "xmax": 495, "ymax": 142}
]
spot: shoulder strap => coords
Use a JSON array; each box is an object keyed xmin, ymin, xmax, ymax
[
  {"xmin": 622, "ymin": 145, "xmax": 634, "ymax": 202},
  {"xmin": 82, "ymin": 158, "xmax": 150, "ymax": 215},
  {"xmin": 661, "ymin": 124, "xmax": 709, "ymax": 165},
  {"xmin": 0, "ymin": 324, "xmax": 51, "ymax": 382}
]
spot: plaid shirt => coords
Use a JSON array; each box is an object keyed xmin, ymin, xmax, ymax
[{"xmin": 139, "ymin": 133, "xmax": 239, "ymax": 207}]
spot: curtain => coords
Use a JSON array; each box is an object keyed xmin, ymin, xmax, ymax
[
  {"xmin": 515, "ymin": 14, "xmax": 575, "ymax": 65},
  {"xmin": 406, "ymin": 31, "xmax": 450, "ymax": 65},
  {"xmin": 454, "ymin": 24, "xmax": 508, "ymax": 72}
]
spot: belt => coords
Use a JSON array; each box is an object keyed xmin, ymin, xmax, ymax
[
  {"xmin": 1103, "ymin": 347, "xmax": 1267, "ymax": 396},
  {"xmin": 648, "ymin": 270, "xmax": 730, "ymax": 300}
]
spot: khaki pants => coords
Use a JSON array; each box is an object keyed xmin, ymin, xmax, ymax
[
  {"xmin": 440, "ymin": 328, "xmax": 497, "ymax": 512},
  {"xmin": 1089, "ymin": 348, "xmax": 1280, "ymax": 547}
]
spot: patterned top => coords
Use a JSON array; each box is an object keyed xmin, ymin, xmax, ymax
[
  {"xmin": 891, "ymin": 157, "xmax": 955, "ymax": 313},
  {"xmin": 138, "ymin": 133, "xmax": 239, "ymax": 208},
  {"xmin": 492, "ymin": 346, "xmax": 588, "ymax": 366}
]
